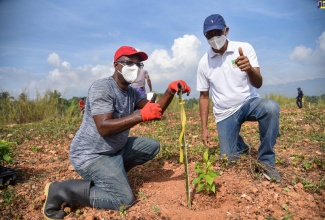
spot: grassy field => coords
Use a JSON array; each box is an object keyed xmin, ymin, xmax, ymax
[{"xmin": 0, "ymin": 94, "xmax": 324, "ymax": 219}]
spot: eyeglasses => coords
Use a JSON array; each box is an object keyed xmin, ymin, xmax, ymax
[
  {"xmin": 204, "ymin": 29, "xmax": 225, "ymax": 39},
  {"xmin": 117, "ymin": 60, "xmax": 144, "ymax": 69}
]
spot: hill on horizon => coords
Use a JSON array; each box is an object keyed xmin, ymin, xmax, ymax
[{"xmin": 257, "ymin": 78, "xmax": 325, "ymax": 98}]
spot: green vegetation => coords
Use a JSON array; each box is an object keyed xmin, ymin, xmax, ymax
[
  {"xmin": 0, "ymin": 140, "xmax": 16, "ymax": 166},
  {"xmin": 1, "ymin": 90, "xmax": 324, "ymax": 126},
  {"xmin": 0, "ymin": 90, "xmax": 84, "ymax": 126},
  {"xmin": 192, "ymin": 150, "xmax": 220, "ymax": 194},
  {"xmin": 264, "ymin": 93, "xmax": 325, "ymax": 109}
]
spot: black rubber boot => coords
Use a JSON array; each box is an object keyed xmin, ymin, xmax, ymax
[{"xmin": 42, "ymin": 179, "xmax": 92, "ymax": 220}]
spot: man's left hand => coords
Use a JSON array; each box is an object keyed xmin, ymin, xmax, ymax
[{"xmin": 235, "ymin": 47, "xmax": 252, "ymax": 72}]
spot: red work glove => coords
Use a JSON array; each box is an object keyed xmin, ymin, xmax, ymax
[
  {"xmin": 140, "ymin": 102, "xmax": 162, "ymax": 122},
  {"xmin": 168, "ymin": 80, "xmax": 191, "ymax": 96}
]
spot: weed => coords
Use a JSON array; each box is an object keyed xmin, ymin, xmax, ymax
[
  {"xmin": 301, "ymin": 160, "xmax": 312, "ymax": 170},
  {"xmin": 283, "ymin": 187, "xmax": 290, "ymax": 192},
  {"xmin": 282, "ymin": 213, "xmax": 294, "ymax": 220},
  {"xmin": 281, "ymin": 204, "xmax": 289, "ymax": 211},
  {"xmin": 219, "ymin": 154, "xmax": 238, "ymax": 168},
  {"xmin": 118, "ymin": 205, "xmax": 128, "ymax": 218},
  {"xmin": 0, "ymin": 187, "xmax": 14, "ymax": 207},
  {"xmin": 300, "ymin": 177, "xmax": 324, "ymax": 193},
  {"xmin": 138, "ymin": 191, "xmax": 147, "ymax": 201},
  {"xmin": 151, "ymin": 205, "xmax": 160, "ymax": 215},
  {"xmin": 31, "ymin": 145, "xmax": 42, "ymax": 152},
  {"xmin": 0, "ymin": 140, "xmax": 16, "ymax": 166}
]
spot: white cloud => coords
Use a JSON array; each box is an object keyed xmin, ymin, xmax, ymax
[
  {"xmin": 145, "ymin": 34, "xmax": 201, "ymax": 95},
  {"xmin": 38, "ymin": 63, "xmax": 113, "ymax": 98},
  {"xmin": 47, "ymin": 52, "xmax": 61, "ymax": 67},
  {"xmin": 32, "ymin": 34, "xmax": 202, "ymax": 98},
  {"xmin": 1, "ymin": 35, "xmax": 201, "ymax": 99},
  {"xmin": 318, "ymin": 31, "xmax": 325, "ymax": 51},
  {"xmin": 289, "ymin": 45, "xmax": 312, "ymax": 62},
  {"xmin": 61, "ymin": 61, "xmax": 71, "ymax": 69},
  {"xmin": 17, "ymin": 54, "xmax": 113, "ymax": 98}
]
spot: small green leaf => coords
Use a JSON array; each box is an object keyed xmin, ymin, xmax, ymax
[
  {"xmin": 283, "ymin": 187, "xmax": 290, "ymax": 192},
  {"xmin": 209, "ymin": 172, "xmax": 219, "ymax": 178},
  {"xmin": 281, "ymin": 204, "xmax": 289, "ymax": 211},
  {"xmin": 211, "ymin": 184, "xmax": 216, "ymax": 193},
  {"xmin": 3, "ymin": 154, "xmax": 12, "ymax": 164},
  {"xmin": 198, "ymin": 183, "xmax": 204, "ymax": 192},
  {"xmin": 205, "ymin": 175, "xmax": 214, "ymax": 185},
  {"xmin": 192, "ymin": 177, "xmax": 201, "ymax": 185},
  {"xmin": 194, "ymin": 168, "xmax": 204, "ymax": 174},
  {"xmin": 203, "ymin": 150, "xmax": 209, "ymax": 161}
]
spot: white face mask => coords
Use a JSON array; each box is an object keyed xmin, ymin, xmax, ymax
[
  {"xmin": 117, "ymin": 63, "xmax": 139, "ymax": 83},
  {"xmin": 208, "ymin": 35, "xmax": 227, "ymax": 50}
]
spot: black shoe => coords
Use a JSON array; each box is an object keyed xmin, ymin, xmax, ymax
[{"xmin": 262, "ymin": 164, "xmax": 281, "ymax": 183}]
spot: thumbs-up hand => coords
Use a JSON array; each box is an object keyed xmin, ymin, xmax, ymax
[{"xmin": 235, "ymin": 47, "xmax": 252, "ymax": 72}]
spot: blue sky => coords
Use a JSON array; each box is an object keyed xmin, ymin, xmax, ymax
[{"xmin": 1, "ymin": 0, "xmax": 324, "ymax": 99}]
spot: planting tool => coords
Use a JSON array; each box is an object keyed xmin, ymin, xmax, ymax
[
  {"xmin": 177, "ymin": 83, "xmax": 191, "ymax": 208},
  {"xmin": 147, "ymin": 92, "xmax": 156, "ymax": 102}
]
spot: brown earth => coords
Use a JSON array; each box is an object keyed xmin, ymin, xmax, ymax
[{"xmin": 0, "ymin": 108, "xmax": 324, "ymax": 220}]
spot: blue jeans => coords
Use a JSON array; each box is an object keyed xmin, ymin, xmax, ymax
[
  {"xmin": 217, "ymin": 98, "xmax": 280, "ymax": 166},
  {"xmin": 76, "ymin": 137, "xmax": 160, "ymax": 210}
]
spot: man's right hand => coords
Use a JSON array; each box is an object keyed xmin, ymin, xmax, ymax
[
  {"xmin": 168, "ymin": 80, "xmax": 191, "ymax": 96},
  {"xmin": 201, "ymin": 128, "xmax": 211, "ymax": 146},
  {"xmin": 140, "ymin": 102, "xmax": 162, "ymax": 122}
]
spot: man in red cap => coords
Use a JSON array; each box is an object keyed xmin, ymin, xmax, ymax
[{"xmin": 43, "ymin": 46, "xmax": 191, "ymax": 219}]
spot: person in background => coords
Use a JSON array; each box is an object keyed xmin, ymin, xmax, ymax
[
  {"xmin": 296, "ymin": 87, "xmax": 304, "ymax": 109},
  {"xmin": 78, "ymin": 98, "xmax": 85, "ymax": 116},
  {"xmin": 42, "ymin": 45, "xmax": 191, "ymax": 220},
  {"xmin": 131, "ymin": 68, "xmax": 153, "ymax": 98},
  {"xmin": 196, "ymin": 14, "xmax": 281, "ymax": 182}
]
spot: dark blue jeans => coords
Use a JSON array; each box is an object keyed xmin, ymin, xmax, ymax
[
  {"xmin": 76, "ymin": 137, "xmax": 160, "ymax": 210},
  {"xmin": 217, "ymin": 98, "xmax": 280, "ymax": 166}
]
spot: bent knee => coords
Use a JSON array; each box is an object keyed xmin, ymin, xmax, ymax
[
  {"xmin": 149, "ymin": 139, "xmax": 160, "ymax": 156},
  {"xmin": 119, "ymin": 193, "xmax": 135, "ymax": 208},
  {"xmin": 262, "ymin": 100, "xmax": 280, "ymax": 116}
]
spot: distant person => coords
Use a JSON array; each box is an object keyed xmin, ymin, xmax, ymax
[
  {"xmin": 197, "ymin": 14, "xmax": 281, "ymax": 182},
  {"xmin": 42, "ymin": 45, "xmax": 191, "ymax": 219},
  {"xmin": 131, "ymin": 68, "xmax": 153, "ymax": 98},
  {"xmin": 78, "ymin": 98, "xmax": 85, "ymax": 116},
  {"xmin": 296, "ymin": 87, "xmax": 304, "ymax": 109}
]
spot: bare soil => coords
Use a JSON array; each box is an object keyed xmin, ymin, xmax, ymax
[{"xmin": 0, "ymin": 108, "xmax": 324, "ymax": 220}]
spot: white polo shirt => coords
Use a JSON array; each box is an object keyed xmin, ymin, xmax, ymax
[{"xmin": 196, "ymin": 40, "xmax": 260, "ymax": 123}]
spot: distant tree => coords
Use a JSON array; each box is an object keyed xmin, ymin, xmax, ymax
[
  {"xmin": 18, "ymin": 91, "xmax": 28, "ymax": 102},
  {"xmin": 0, "ymin": 91, "xmax": 13, "ymax": 100},
  {"xmin": 185, "ymin": 98, "xmax": 198, "ymax": 109},
  {"xmin": 306, "ymin": 96, "xmax": 319, "ymax": 104}
]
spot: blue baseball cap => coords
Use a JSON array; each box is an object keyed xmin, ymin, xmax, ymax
[{"xmin": 203, "ymin": 14, "xmax": 226, "ymax": 34}]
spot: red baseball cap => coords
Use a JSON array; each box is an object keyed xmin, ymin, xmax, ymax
[{"xmin": 114, "ymin": 46, "xmax": 148, "ymax": 62}]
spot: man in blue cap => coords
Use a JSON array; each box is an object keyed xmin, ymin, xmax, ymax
[{"xmin": 196, "ymin": 14, "xmax": 281, "ymax": 182}]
